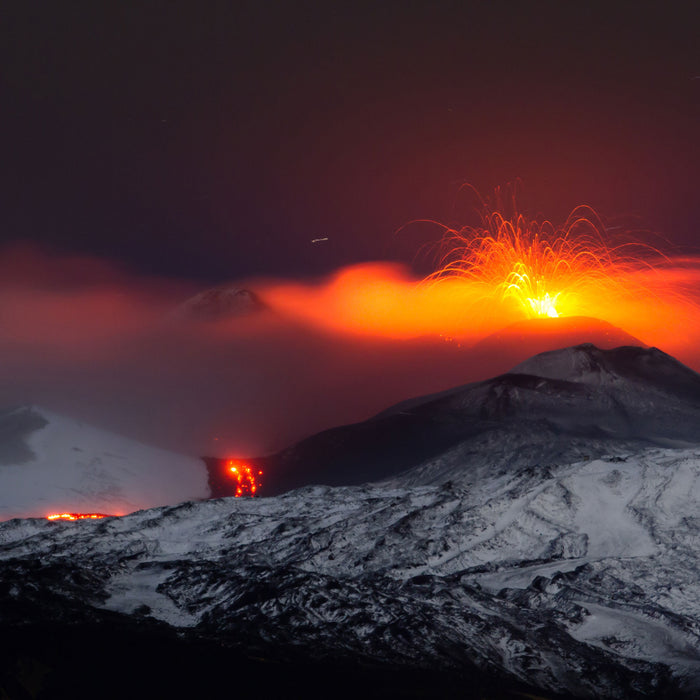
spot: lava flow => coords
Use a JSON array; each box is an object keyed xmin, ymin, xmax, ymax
[
  {"xmin": 227, "ymin": 460, "xmax": 263, "ymax": 497},
  {"xmin": 47, "ymin": 513, "xmax": 113, "ymax": 521}
]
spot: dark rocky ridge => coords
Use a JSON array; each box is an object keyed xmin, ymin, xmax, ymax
[{"xmin": 247, "ymin": 344, "xmax": 700, "ymax": 495}]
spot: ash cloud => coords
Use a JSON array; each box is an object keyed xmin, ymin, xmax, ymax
[{"xmin": 2, "ymin": 243, "xmax": 700, "ymax": 461}]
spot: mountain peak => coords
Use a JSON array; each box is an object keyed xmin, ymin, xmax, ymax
[
  {"xmin": 510, "ymin": 343, "xmax": 700, "ymax": 396},
  {"xmin": 466, "ymin": 316, "xmax": 645, "ymax": 379},
  {"xmin": 510, "ymin": 342, "xmax": 621, "ymax": 382},
  {"xmin": 257, "ymin": 343, "xmax": 700, "ymax": 494},
  {"xmin": 173, "ymin": 285, "xmax": 266, "ymax": 322}
]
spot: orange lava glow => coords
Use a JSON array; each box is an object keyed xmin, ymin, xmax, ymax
[
  {"xmin": 258, "ymin": 203, "xmax": 700, "ymax": 362},
  {"xmin": 422, "ymin": 203, "xmax": 700, "ymax": 358},
  {"xmin": 261, "ymin": 262, "xmax": 502, "ymax": 338},
  {"xmin": 227, "ymin": 460, "xmax": 263, "ymax": 497},
  {"xmin": 425, "ymin": 205, "xmax": 671, "ymax": 320},
  {"xmin": 46, "ymin": 512, "xmax": 112, "ymax": 521}
]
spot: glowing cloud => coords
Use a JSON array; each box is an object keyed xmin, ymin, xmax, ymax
[{"xmin": 257, "ymin": 200, "xmax": 700, "ymax": 363}]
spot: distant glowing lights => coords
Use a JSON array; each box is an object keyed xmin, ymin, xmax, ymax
[{"xmin": 227, "ymin": 460, "xmax": 263, "ymax": 497}]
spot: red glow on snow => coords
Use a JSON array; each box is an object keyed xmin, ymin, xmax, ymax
[
  {"xmin": 227, "ymin": 460, "xmax": 263, "ymax": 497},
  {"xmin": 46, "ymin": 512, "xmax": 113, "ymax": 521}
]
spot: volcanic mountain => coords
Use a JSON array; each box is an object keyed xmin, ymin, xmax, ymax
[
  {"xmin": 172, "ymin": 285, "xmax": 266, "ymax": 322},
  {"xmin": 467, "ymin": 315, "xmax": 645, "ymax": 376},
  {"xmin": 249, "ymin": 343, "xmax": 700, "ymax": 495},
  {"xmin": 3, "ymin": 344, "xmax": 700, "ymax": 698}
]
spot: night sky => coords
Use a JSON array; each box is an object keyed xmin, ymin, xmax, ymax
[{"xmin": 3, "ymin": 1, "xmax": 698, "ymax": 283}]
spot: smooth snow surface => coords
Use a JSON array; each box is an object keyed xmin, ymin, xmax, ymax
[{"xmin": 0, "ymin": 406, "xmax": 209, "ymax": 519}]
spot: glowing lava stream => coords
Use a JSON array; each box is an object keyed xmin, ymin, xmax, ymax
[
  {"xmin": 47, "ymin": 513, "xmax": 113, "ymax": 521},
  {"xmin": 227, "ymin": 460, "xmax": 263, "ymax": 497}
]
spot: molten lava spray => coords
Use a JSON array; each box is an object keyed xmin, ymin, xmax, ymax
[
  {"xmin": 260, "ymin": 194, "xmax": 700, "ymax": 363},
  {"xmin": 419, "ymin": 196, "xmax": 700, "ymax": 358},
  {"xmin": 227, "ymin": 460, "xmax": 263, "ymax": 497},
  {"xmin": 426, "ymin": 203, "xmax": 664, "ymax": 319}
]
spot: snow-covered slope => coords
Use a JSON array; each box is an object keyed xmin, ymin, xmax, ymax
[
  {"xmin": 4, "ymin": 345, "xmax": 700, "ymax": 697},
  {"xmin": 2, "ymin": 444, "xmax": 700, "ymax": 696},
  {"xmin": 0, "ymin": 406, "xmax": 209, "ymax": 520}
]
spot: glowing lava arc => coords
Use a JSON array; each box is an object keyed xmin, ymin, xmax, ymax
[
  {"xmin": 227, "ymin": 460, "xmax": 263, "ymax": 497},
  {"xmin": 47, "ymin": 513, "xmax": 113, "ymax": 521},
  {"xmin": 425, "ymin": 202, "xmax": 665, "ymax": 321}
]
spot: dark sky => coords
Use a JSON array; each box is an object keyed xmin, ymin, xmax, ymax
[{"xmin": 2, "ymin": 1, "xmax": 698, "ymax": 283}]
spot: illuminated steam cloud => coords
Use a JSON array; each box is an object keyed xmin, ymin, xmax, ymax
[
  {"xmin": 2, "ymin": 202, "xmax": 700, "ymax": 464},
  {"xmin": 258, "ymin": 190, "xmax": 700, "ymax": 366}
]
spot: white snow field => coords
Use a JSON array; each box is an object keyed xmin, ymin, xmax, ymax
[{"xmin": 0, "ymin": 405, "xmax": 209, "ymax": 520}]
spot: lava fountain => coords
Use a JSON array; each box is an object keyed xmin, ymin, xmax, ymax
[
  {"xmin": 425, "ymin": 203, "xmax": 668, "ymax": 321},
  {"xmin": 227, "ymin": 460, "xmax": 263, "ymax": 497},
  {"xmin": 415, "ymin": 192, "xmax": 700, "ymax": 361}
]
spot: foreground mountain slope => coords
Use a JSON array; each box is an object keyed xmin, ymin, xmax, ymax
[
  {"xmin": 260, "ymin": 344, "xmax": 700, "ymax": 493},
  {"xmin": 0, "ymin": 406, "xmax": 209, "ymax": 520},
  {"xmin": 4, "ymin": 344, "xmax": 700, "ymax": 697},
  {"xmin": 2, "ymin": 443, "xmax": 700, "ymax": 697}
]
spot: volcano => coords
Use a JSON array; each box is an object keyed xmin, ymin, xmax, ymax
[
  {"xmin": 3, "ymin": 344, "xmax": 700, "ymax": 697},
  {"xmin": 172, "ymin": 285, "xmax": 266, "ymax": 322},
  {"xmin": 483, "ymin": 315, "xmax": 643, "ymax": 346},
  {"xmin": 254, "ymin": 342, "xmax": 700, "ymax": 495},
  {"xmin": 468, "ymin": 315, "xmax": 645, "ymax": 374}
]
